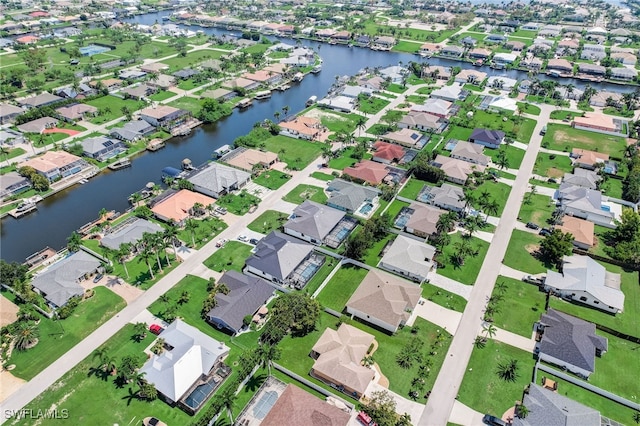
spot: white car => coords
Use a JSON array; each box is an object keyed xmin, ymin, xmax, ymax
[
  {"xmin": 215, "ymin": 238, "xmax": 228, "ymax": 248},
  {"xmin": 237, "ymin": 235, "xmax": 249, "ymax": 242}
]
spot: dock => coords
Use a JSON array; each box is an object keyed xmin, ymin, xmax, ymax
[
  {"xmin": 108, "ymin": 158, "xmax": 131, "ymax": 170},
  {"xmin": 147, "ymin": 139, "xmax": 166, "ymax": 151},
  {"xmin": 7, "ymin": 195, "xmax": 43, "ymax": 218}
]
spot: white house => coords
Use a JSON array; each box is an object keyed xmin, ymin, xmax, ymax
[{"xmin": 378, "ymin": 235, "xmax": 436, "ymax": 282}]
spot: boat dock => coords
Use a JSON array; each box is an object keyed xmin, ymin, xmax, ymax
[
  {"xmin": 108, "ymin": 158, "xmax": 131, "ymax": 170},
  {"xmin": 147, "ymin": 139, "xmax": 166, "ymax": 151},
  {"xmin": 7, "ymin": 195, "xmax": 43, "ymax": 218}
]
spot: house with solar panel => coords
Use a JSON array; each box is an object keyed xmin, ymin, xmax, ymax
[{"xmin": 79, "ymin": 136, "xmax": 127, "ymax": 162}]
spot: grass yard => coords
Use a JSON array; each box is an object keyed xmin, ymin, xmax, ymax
[
  {"xmin": 318, "ymin": 110, "xmax": 362, "ymax": 134},
  {"xmin": 549, "ymin": 263, "xmax": 639, "ymax": 337},
  {"xmin": 518, "ymin": 193, "xmax": 555, "ymax": 227},
  {"xmin": 261, "ymin": 135, "xmax": 323, "ymax": 170},
  {"xmin": 247, "ymin": 210, "xmax": 289, "ymax": 234},
  {"xmin": 386, "ymin": 83, "xmax": 408, "ymax": 94},
  {"xmin": 217, "ymin": 190, "xmax": 261, "ymax": 215},
  {"xmin": 406, "ymin": 95, "xmax": 428, "ymax": 104},
  {"xmin": 391, "ymin": 40, "xmax": 423, "ymax": 53},
  {"xmin": 490, "ymin": 276, "xmax": 545, "ymax": 337},
  {"xmin": 283, "ymin": 184, "xmax": 327, "ymax": 204},
  {"xmin": 328, "ymin": 147, "xmax": 372, "ymax": 170},
  {"xmin": 362, "ymin": 233, "xmax": 395, "ymax": 267},
  {"xmin": 315, "ymin": 264, "xmax": 368, "ymax": 311},
  {"xmin": 167, "ymin": 96, "xmax": 202, "ymax": 114},
  {"xmin": 421, "ymin": 283, "xmax": 467, "ymax": 313},
  {"xmin": 599, "ymin": 177, "xmax": 623, "ymax": 199},
  {"xmin": 241, "ymin": 43, "xmax": 271, "ymax": 54},
  {"xmin": 465, "ymin": 110, "xmax": 537, "ymax": 143},
  {"xmin": 203, "ymin": 241, "xmax": 253, "ymax": 272},
  {"xmin": 310, "ymin": 171, "xmax": 335, "ymax": 181},
  {"xmin": 7, "ymin": 287, "xmax": 126, "ymax": 380},
  {"xmin": 511, "ymin": 29, "xmax": 538, "ymax": 38},
  {"xmin": 503, "ymin": 230, "xmax": 549, "ymax": 274},
  {"xmin": 177, "ymin": 217, "xmax": 227, "ymax": 249},
  {"xmin": 358, "ymin": 96, "xmax": 391, "ymax": 114},
  {"xmin": 533, "ymin": 152, "xmax": 573, "ymax": 178},
  {"xmin": 516, "ymin": 102, "xmax": 541, "ymax": 116},
  {"xmin": 162, "ymin": 49, "xmax": 226, "ymax": 70},
  {"xmin": 437, "ymin": 232, "xmax": 490, "ymax": 285},
  {"xmin": 458, "ymin": 340, "xmax": 535, "ymax": 416},
  {"xmin": 398, "ymin": 177, "xmax": 429, "ymax": 199},
  {"xmin": 302, "ymin": 257, "xmax": 338, "ymax": 296},
  {"xmin": 252, "ymin": 169, "xmax": 291, "ymax": 190},
  {"xmin": 542, "ymin": 124, "xmax": 627, "ymax": 157},
  {"xmin": 443, "ymin": 125, "xmax": 473, "ymax": 141},
  {"xmin": 549, "ymin": 110, "xmax": 584, "ymax": 120},
  {"xmin": 85, "ymin": 96, "xmax": 146, "ymax": 124},
  {"xmin": 486, "ymin": 144, "xmax": 526, "ymax": 170},
  {"xmin": 471, "ymin": 180, "xmax": 512, "ymax": 216},
  {"xmin": 589, "ymin": 331, "xmax": 639, "ymax": 400}
]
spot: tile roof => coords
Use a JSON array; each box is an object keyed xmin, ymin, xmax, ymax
[
  {"xmin": 262, "ymin": 384, "xmax": 350, "ymax": 426},
  {"xmin": 405, "ymin": 203, "xmax": 446, "ymax": 236},
  {"xmin": 150, "ymin": 189, "xmax": 216, "ymax": 222},
  {"xmin": 343, "ymin": 160, "xmax": 389, "ymax": 185},
  {"xmin": 379, "ymin": 235, "xmax": 436, "ymax": 280}
]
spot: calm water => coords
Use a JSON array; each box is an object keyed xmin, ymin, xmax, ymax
[{"xmin": 0, "ymin": 11, "xmax": 634, "ymax": 262}]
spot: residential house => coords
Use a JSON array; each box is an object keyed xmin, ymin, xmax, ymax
[
  {"xmin": 0, "ymin": 172, "xmax": 31, "ymax": 200},
  {"xmin": 326, "ymin": 179, "xmax": 381, "ymax": 214},
  {"xmin": 557, "ymin": 39, "xmax": 580, "ymax": 55},
  {"xmin": 19, "ymin": 150, "xmax": 87, "ymax": 182},
  {"xmin": 563, "ymin": 168, "xmax": 600, "ymax": 190},
  {"xmin": 372, "ymin": 36, "xmax": 396, "ymax": 50},
  {"xmin": 485, "ymin": 34, "xmax": 507, "ymax": 44},
  {"xmin": 31, "ymin": 250, "xmax": 99, "ymax": 308},
  {"xmin": 505, "ymin": 40, "xmax": 526, "ymax": 51},
  {"xmin": 15, "ymin": 35, "xmax": 39, "ymax": 44},
  {"xmin": 140, "ymin": 62, "xmax": 169, "ymax": 73},
  {"xmin": 455, "ymin": 69, "xmax": 487, "ymax": 85},
  {"xmin": 521, "ymin": 22, "xmax": 542, "ymax": 31},
  {"xmin": 379, "ymin": 65, "xmax": 407, "ymax": 84},
  {"xmin": 521, "ymin": 57, "xmax": 543, "ymax": 70},
  {"xmin": 381, "ymin": 128, "xmax": 427, "ymax": 149},
  {"xmin": 468, "ymin": 48, "xmax": 491, "ymax": 60},
  {"xmin": 147, "ymin": 74, "xmax": 177, "ymax": 90},
  {"xmin": 206, "ymin": 270, "xmax": 274, "ymax": 335},
  {"xmin": 538, "ymin": 25, "xmax": 562, "ymax": 37},
  {"xmin": 403, "ymin": 203, "xmax": 446, "ymax": 238},
  {"xmin": 341, "ymin": 85, "xmax": 375, "ymax": 98},
  {"xmin": 440, "ymin": 45, "xmax": 464, "ymax": 58},
  {"xmin": 55, "ymin": 104, "xmax": 98, "ymax": 121},
  {"xmin": 310, "ymin": 324, "xmax": 375, "ymax": 399},
  {"xmin": 343, "ymin": 160, "xmax": 390, "ymax": 185},
  {"xmin": 221, "ymin": 147, "xmax": 278, "ymax": 172},
  {"xmin": 581, "ymin": 44, "xmax": 606, "ymax": 60},
  {"xmin": 372, "ymin": 141, "xmax": 406, "ymax": 164},
  {"xmin": 411, "ymin": 98, "xmax": 454, "ymax": 118},
  {"xmin": 487, "ymin": 77, "xmax": 517, "ymax": 91},
  {"xmin": 0, "ymin": 104, "xmax": 24, "ymax": 124},
  {"xmin": 398, "ymin": 111, "xmax": 445, "ymax": 133},
  {"xmin": 450, "ymin": 141, "xmax": 490, "ymax": 166},
  {"xmin": 493, "ymin": 53, "xmax": 518, "ymax": 64},
  {"xmin": 109, "ymin": 120, "xmax": 155, "ymax": 142},
  {"xmin": 187, "ymin": 162, "xmax": 250, "ymax": 198},
  {"xmin": 224, "ymin": 77, "xmax": 259, "ymax": 92},
  {"xmin": 173, "ymin": 68, "xmax": 200, "ymax": 80},
  {"xmin": 355, "ymin": 35, "xmax": 371, "ymax": 47},
  {"xmin": 150, "ymin": 189, "xmax": 216, "ymax": 224},
  {"xmin": 469, "ymin": 128, "xmax": 504, "ymax": 149},
  {"xmin": 17, "ymin": 93, "xmax": 63, "ymax": 109},
  {"xmin": 140, "ymin": 106, "xmax": 191, "ymax": 130},
  {"xmin": 555, "ymin": 216, "xmax": 595, "ymax": 250},
  {"xmin": 610, "ymin": 67, "xmax": 637, "ymax": 81},
  {"xmin": 570, "ymin": 148, "xmax": 609, "ymax": 170},
  {"xmin": 419, "ymin": 183, "xmax": 466, "ymax": 212},
  {"xmin": 119, "ymin": 70, "xmax": 147, "ymax": 80},
  {"xmin": 89, "ymin": 78, "xmax": 123, "ymax": 91},
  {"xmin": 422, "ymin": 65, "xmax": 451, "ymax": 80},
  {"xmin": 358, "ymin": 76, "xmax": 385, "ymax": 91},
  {"xmin": 244, "ymin": 231, "xmax": 315, "ymax": 286},
  {"xmin": 419, "ymin": 43, "xmax": 440, "ymax": 56},
  {"xmin": 544, "ymin": 255, "xmax": 624, "ymax": 313},
  {"xmin": 80, "ymin": 136, "xmax": 127, "ymax": 161},
  {"xmin": 610, "ymin": 51, "xmax": 637, "ymax": 66},
  {"xmin": 432, "ymin": 154, "xmax": 485, "ymax": 185},
  {"xmin": 518, "ymin": 79, "xmax": 532, "ymax": 93},
  {"xmin": 589, "ymin": 91, "xmax": 622, "ymax": 108},
  {"xmin": 513, "ymin": 384, "xmax": 602, "ymax": 426},
  {"xmin": 120, "ymin": 84, "xmax": 156, "ymax": 100},
  {"xmin": 535, "ymin": 309, "xmax": 608, "ymax": 378},
  {"xmin": 460, "ymin": 36, "xmax": 478, "ymax": 47},
  {"xmin": 200, "ymin": 88, "xmax": 236, "ymax": 102},
  {"xmin": 573, "ymin": 113, "xmax": 626, "ymax": 136},
  {"xmin": 278, "ymin": 116, "xmax": 324, "ymax": 141},
  {"xmin": 0, "ymin": 129, "xmax": 24, "ymax": 146},
  {"xmin": 379, "ymin": 235, "xmax": 436, "ymax": 283},
  {"xmin": 100, "ymin": 218, "xmax": 163, "ymax": 250},
  {"xmin": 557, "ymin": 185, "xmax": 616, "ymax": 227},
  {"xmin": 577, "ymin": 63, "xmax": 606, "ymax": 77},
  {"xmin": 430, "ymin": 84, "xmax": 466, "ymax": 102},
  {"xmin": 17, "ymin": 117, "xmax": 58, "ymax": 134},
  {"xmin": 546, "ymin": 58, "xmax": 574, "ymax": 74},
  {"xmin": 140, "ymin": 319, "xmax": 230, "ymax": 413},
  {"xmin": 283, "ymin": 200, "xmax": 346, "ymax": 245},
  {"xmin": 317, "ymin": 95, "xmax": 356, "ymax": 114},
  {"xmin": 243, "ymin": 70, "xmax": 282, "ymax": 86}
]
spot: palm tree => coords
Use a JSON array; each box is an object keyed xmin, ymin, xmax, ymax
[
  {"xmin": 133, "ymin": 322, "xmax": 148, "ymax": 342},
  {"xmin": 436, "ymin": 211, "xmax": 458, "ymax": 235},
  {"xmin": 474, "ymin": 336, "xmax": 487, "ymax": 349},
  {"xmin": 178, "ymin": 290, "xmax": 190, "ymax": 305},
  {"xmin": 356, "ymin": 115, "xmax": 367, "ymax": 137},
  {"xmin": 516, "ymin": 404, "xmax": 530, "ymax": 419},
  {"xmin": 13, "ymin": 321, "xmax": 39, "ymax": 350},
  {"xmin": 142, "ymin": 232, "xmax": 163, "ymax": 274},
  {"xmin": 483, "ymin": 323, "xmax": 497, "ymax": 340},
  {"xmin": 98, "ymin": 207, "xmax": 108, "ymax": 220},
  {"xmin": 117, "ymin": 243, "xmax": 131, "ymax": 279},
  {"xmin": 496, "ymin": 149, "xmax": 510, "ymax": 170},
  {"xmin": 483, "ymin": 198, "xmax": 499, "ymax": 223},
  {"xmin": 153, "ymin": 232, "xmax": 166, "ymax": 273},
  {"xmin": 185, "ymin": 218, "xmax": 198, "ymax": 247},
  {"xmin": 102, "ymin": 355, "xmax": 118, "ymax": 375},
  {"xmin": 273, "ymin": 111, "xmax": 280, "ymax": 122},
  {"xmin": 67, "ymin": 231, "xmax": 82, "ymax": 252},
  {"xmin": 452, "ymin": 239, "xmax": 476, "ymax": 266},
  {"xmin": 458, "ymin": 187, "xmax": 476, "ymax": 215},
  {"xmin": 220, "ymin": 387, "xmax": 237, "ymax": 424},
  {"xmin": 496, "ymin": 358, "xmax": 519, "ymax": 382},
  {"xmin": 140, "ymin": 244, "xmax": 155, "ymax": 280},
  {"xmin": 93, "ymin": 347, "xmax": 108, "ymax": 365},
  {"xmin": 462, "ymin": 215, "xmax": 483, "ymax": 237}
]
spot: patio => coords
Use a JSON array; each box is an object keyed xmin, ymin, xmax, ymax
[
  {"xmin": 235, "ymin": 376, "xmax": 288, "ymax": 426},
  {"xmin": 324, "ymin": 217, "xmax": 358, "ymax": 249},
  {"xmin": 288, "ymin": 252, "xmax": 326, "ymax": 289}
]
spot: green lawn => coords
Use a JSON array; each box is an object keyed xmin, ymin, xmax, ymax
[
  {"xmin": 247, "ymin": 210, "xmax": 289, "ymax": 234},
  {"xmin": 4, "ymin": 147, "xmax": 26, "ymax": 161},
  {"xmin": 318, "ymin": 110, "xmax": 362, "ymax": 134},
  {"xmin": 241, "ymin": 43, "xmax": 271, "ymax": 54},
  {"xmin": 362, "ymin": 233, "xmax": 395, "ymax": 267},
  {"xmin": 85, "ymin": 96, "xmax": 146, "ymax": 124},
  {"xmin": 176, "ymin": 78, "xmax": 202, "ymax": 90},
  {"xmin": 518, "ymin": 193, "xmax": 555, "ymax": 227},
  {"xmin": 385, "ymin": 200, "xmax": 411, "ymax": 224},
  {"xmin": 398, "ymin": 178, "xmax": 429, "ymax": 199},
  {"xmin": 486, "ymin": 144, "xmax": 526, "ymax": 169},
  {"xmin": 421, "ymin": 283, "xmax": 467, "ymax": 313},
  {"xmin": 358, "ymin": 96, "xmax": 390, "ymax": 114},
  {"xmin": 470, "ymin": 180, "xmax": 512, "ymax": 216},
  {"xmin": 516, "ymin": 102, "xmax": 541, "ymax": 116},
  {"xmin": 464, "ymin": 110, "xmax": 537, "ymax": 143},
  {"xmin": 177, "ymin": 216, "xmax": 227, "ymax": 249},
  {"xmin": 549, "ymin": 263, "xmax": 639, "ymax": 337},
  {"xmin": 7, "ymin": 287, "xmax": 126, "ymax": 380},
  {"xmin": 550, "ymin": 110, "xmax": 584, "ymax": 120},
  {"xmin": 328, "ymin": 147, "xmax": 372, "ymax": 170},
  {"xmin": 490, "ymin": 276, "xmax": 545, "ymax": 337},
  {"xmin": 162, "ymin": 49, "xmax": 226, "ymax": 70},
  {"xmin": 589, "ymin": 331, "xmax": 639, "ymax": 400},
  {"xmin": 599, "ymin": 177, "xmax": 623, "ymax": 199},
  {"xmin": 511, "ymin": 29, "xmax": 538, "ymax": 38},
  {"xmin": 542, "ymin": 124, "xmax": 627, "ymax": 157},
  {"xmin": 252, "ymin": 169, "xmax": 291, "ymax": 190},
  {"xmin": 458, "ymin": 340, "xmax": 535, "ymax": 416},
  {"xmin": 533, "ymin": 152, "xmax": 573, "ymax": 178},
  {"xmin": 283, "ymin": 184, "xmax": 327, "ymax": 204},
  {"xmin": 437, "ymin": 232, "xmax": 490, "ymax": 285},
  {"xmin": 261, "ymin": 135, "xmax": 323, "ymax": 170},
  {"xmin": 302, "ymin": 258, "xmax": 338, "ymax": 296},
  {"xmin": 203, "ymin": 241, "xmax": 253, "ymax": 272},
  {"xmin": 442, "ymin": 125, "xmax": 473, "ymax": 141},
  {"xmin": 315, "ymin": 264, "xmax": 368, "ymax": 311},
  {"xmin": 310, "ymin": 171, "xmax": 335, "ymax": 181},
  {"xmin": 386, "ymin": 83, "xmax": 408, "ymax": 94},
  {"xmin": 391, "ymin": 40, "xmax": 423, "ymax": 53},
  {"xmin": 503, "ymin": 230, "xmax": 549, "ymax": 274},
  {"xmin": 217, "ymin": 190, "xmax": 261, "ymax": 215},
  {"xmin": 167, "ymin": 96, "xmax": 202, "ymax": 114}
]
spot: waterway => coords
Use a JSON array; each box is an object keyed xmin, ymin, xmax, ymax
[{"xmin": 0, "ymin": 11, "xmax": 635, "ymax": 262}]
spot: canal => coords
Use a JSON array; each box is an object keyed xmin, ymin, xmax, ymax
[{"xmin": 0, "ymin": 11, "xmax": 635, "ymax": 262}]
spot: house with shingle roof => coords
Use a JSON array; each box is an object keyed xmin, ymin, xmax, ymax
[
  {"xmin": 562, "ymin": 168, "xmax": 600, "ymax": 190},
  {"xmin": 469, "ymin": 128, "xmax": 504, "ymax": 149},
  {"xmin": 56, "ymin": 103, "xmax": 98, "ymax": 121},
  {"xmin": 17, "ymin": 93, "xmax": 63, "ymax": 109},
  {"xmin": 79, "ymin": 136, "xmax": 127, "ymax": 161},
  {"xmin": 420, "ymin": 183, "xmax": 465, "ymax": 212},
  {"xmin": 187, "ymin": 162, "xmax": 250, "ymax": 198},
  {"xmin": 0, "ymin": 104, "xmax": 24, "ymax": 125},
  {"xmin": 100, "ymin": 218, "xmax": 163, "ymax": 250},
  {"xmin": 284, "ymin": 200, "xmax": 345, "ymax": 245},
  {"xmin": 514, "ymin": 384, "xmax": 601, "ymax": 426},
  {"xmin": 535, "ymin": 309, "xmax": 608, "ymax": 378},
  {"xmin": 17, "ymin": 117, "xmax": 58, "ymax": 134},
  {"xmin": 326, "ymin": 179, "xmax": 381, "ymax": 214},
  {"xmin": 378, "ymin": 235, "xmax": 436, "ymax": 283},
  {"xmin": 556, "ymin": 185, "xmax": 615, "ymax": 227}
]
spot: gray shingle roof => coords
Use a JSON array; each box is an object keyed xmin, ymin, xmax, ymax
[
  {"xmin": 80, "ymin": 136, "xmax": 119, "ymax": 155},
  {"xmin": 513, "ymin": 384, "xmax": 601, "ymax": 426},
  {"xmin": 100, "ymin": 218, "xmax": 163, "ymax": 250},
  {"xmin": 284, "ymin": 200, "xmax": 345, "ymax": 241},
  {"xmin": 537, "ymin": 309, "xmax": 608, "ymax": 373},
  {"xmin": 188, "ymin": 162, "xmax": 251, "ymax": 195},
  {"xmin": 31, "ymin": 251, "xmax": 100, "ymax": 307},
  {"xmin": 245, "ymin": 231, "xmax": 314, "ymax": 281},
  {"xmin": 380, "ymin": 235, "xmax": 436, "ymax": 278},
  {"xmin": 207, "ymin": 270, "xmax": 274, "ymax": 332},
  {"xmin": 470, "ymin": 128, "xmax": 505, "ymax": 145},
  {"xmin": 326, "ymin": 179, "xmax": 380, "ymax": 212}
]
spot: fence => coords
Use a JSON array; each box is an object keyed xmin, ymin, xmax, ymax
[{"xmin": 571, "ymin": 248, "xmax": 640, "ymax": 271}]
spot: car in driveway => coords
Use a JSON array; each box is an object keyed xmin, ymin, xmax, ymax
[
  {"xmin": 539, "ymin": 228, "xmax": 552, "ymax": 236},
  {"xmin": 93, "ymin": 273, "xmax": 104, "ymax": 283},
  {"xmin": 482, "ymin": 414, "xmax": 507, "ymax": 426},
  {"xmin": 149, "ymin": 324, "xmax": 164, "ymax": 335},
  {"xmin": 143, "ymin": 417, "xmax": 167, "ymax": 426},
  {"xmin": 215, "ymin": 238, "xmax": 228, "ymax": 248},
  {"xmin": 237, "ymin": 235, "xmax": 249, "ymax": 242},
  {"xmin": 215, "ymin": 206, "xmax": 227, "ymax": 215},
  {"xmin": 525, "ymin": 222, "xmax": 539, "ymax": 230},
  {"xmin": 249, "ymin": 238, "xmax": 259, "ymax": 245}
]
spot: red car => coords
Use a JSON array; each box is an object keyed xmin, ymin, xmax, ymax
[{"xmin": 149, "ymin": 324, "xmax": 164, "ymax": 335}]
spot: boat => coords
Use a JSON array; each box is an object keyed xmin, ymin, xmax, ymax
[
  {"xmin": 108, "ymin": 158, "xmax": 131, "ymax": 170},
  {"xmin": 78, "ymin": 179, "xmax": 88, "ymax": 184},
  {"xmin": 473, "ymin": 59, "xmax": 484, "ymax": 67},
  {"xmin": 162, "ymin": 16, "xmax": 170, "ymax": 21},
  {"xmin": 311, "ymin": 64, "xmax": 322, "ymax": 73},
  {"xmin": 147, "ymin": 139, "xmax": 165, "ymax": 151},
  {"xmin": 293, "ymin": 72, "xmax": 304, "ymax": 82},
  {"xmin": 237, "ymin": 98, "xmax": 252, "ymax": 108},
  {"xmin": 306, "ymin": 95, "xmax": 317, "ymax": 107},
  {"xmin": 254, "ymin": 90, "xmax": 272, "ymax": 100},
  {"xmin": 10, "ymin": 195, "xmax": 43, "ymax": 218}
]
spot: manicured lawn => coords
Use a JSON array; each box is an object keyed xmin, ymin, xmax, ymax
[
  {"xmin": 470, "ymin": 180, "xmax": 512, "ymax": 216},
  {"xmin": 328, "ymin": 147, "xmax": 372, "ymax": 170},
  {"xmin": 511, "ymin": 29, "xmax": 538, "ymax": 38},
  {"xmin": 283, "ymin": 184, "xmax": 327, "ymax": 204},
  {"xmin": 406, "ymin": 95, "xmax": 428, "ymax": 104},
  {"xmin": 177, "ymin": 216, "xmax": 227, "ymax": 249},
  {"xmin": 549, "ymin": 110, "xmax": 584, "ymax": 120},
  {"xmin": 599, "ymin": 177, "xmax": 623, "ymax": 199},
  {"xmin": 302, "ymin": 257, "xmax": 338, "ymax": 296},
  {"xmin": 421, "ymin": 283, "xmax": 467, "ymax": 313},
  {"xmin": 358, "ymin": 96, "xmax": 390, "ymax": 114},
  {"xmin": 398, "ymin": 177, "xmax": 429, "ymax": 199},
  {"xmin": 7, "ymin": 287, "xmax": 126, "ymax": 380},
  {"xmin": 318, "ymin": 110, "xmax": 362, "ymax": 134},
  {"xmin": 516, "ymin": 102, "xmax": 540, "ymax": 116},
  {"xmin": 85, "ymin": 96, "xmax": 146, "ymax": 124},
  {"xmin": 4, "ymin": 147, "xmax": 25, "ymax": 160},
  {"xmin": 392, "ymin": 40, "xmax": 423, "ymax": 53},
  {"xmin": 162, "ymin": 49, "xmax": 226, "ymax": 70},
  {"xmin": 465, "ymin": 110, "xmax": 537, "ymax": 143},
  {"xmin": 310, "ymin": 171, "xmax": 335, "ymax": 181},
  {"xmin": 518, "ymin": 193, "xmax": 555, "ymax": 227},
  {"xmin": 217, "ymin": 190, "xmax": 261, "ymax": 215},
  {"xmin": 490, "ymin": 276, "xmax": 545, "ymax": 337},
  {"xmin": 362, "ymin": 233, "xmax": 395, "ymax": 267},
  {"xmin": 443, "ymin": 125, "xmax": 473, "ymax": 141},
  {"xmin": 486, "ymin": 144, "xmax": 526, "ymax": 169},
  {"xmin": 261, "ymin": 135, "xmax": 323, "ymax": 170},
  {"xmin": 437, "ymin": 232, "xmax": 490, "ymax": 285},
  {"xmin": 203, "ymin": 241, "xmax": 253, "ymax": 272},
  {"xmin": 167, "ymin": 96, "xmax": 202, "ymax": 114},
  {"xmin": 549, "ymin": 263, "xmax": 639, "ymax": 337},
  {"xmin": 252, "ymin": 169, "xmax": 291, "ymax": 190},
  {"xmin": 458, "ymin": 340, "xmax": 535, "ymax": 416},
  {"xmin": 502, "ymin": 230, "xmax": 549, "ymax": 274},
  {"xmin": 316, "ymin": 264, "xmax": 368, "ymax": 311},
  {"xmin": 386, "ymin": 83, "xmax": 408, "ymax": 93},
  {"xmin": 542, "ymin": 124, "xmax": 627, "ymax": 157},
  {"xmin": 590, "ymin": 332, "xmax": 639, "ymax": 400},
  {"xmin": 177, "ymin": 78, "xmax": 202, "ymax": 90},
  {"xmin": 247, "ymin": 210, "xmax": 289, "ymax": 234},
  {"xmin": 533, "ymin": 152, "xmax": 573, "ymax": 178},
  {"xmin": 148, "ymin": 90, "xmax": 175, "ymax": 102},
  {"xmin": 241, "ymin": 43, "xmax": 271, "ymax": 54}
]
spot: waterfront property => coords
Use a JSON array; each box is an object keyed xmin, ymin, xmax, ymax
[
  {"xmin": 79, "ymin": 136, "xmax": 127, "ymax": 161},
  {"xmin": 19, "ymin": 150, "xmax": 88, "ymax": 182},
  {"xmin": 278, "ymin": 116, "xmax": 325, "ymax": 141},
  {"xmin": 139, "ymin": 319, "xmax": 230, "ymax": 414},
  {"xmin": 219, "ymin": 147, "xmax": 278, "ymax": 172},
  {"xmin": 150, "ymin": 189, "xmax": 216, "ymax": 224},
  {"xmin": 99, "ymin": 217, "xmax": 164, "ymax": 251},
  {"xmin": 187, "ymin": 162, "xmax": 251, "ymax": 198},
  {"xmin": 139, "ymin": 105, "xmax": 191, "ymax": 130},
  {"xmin": 0, "ymin": 172, "xmax": 31, "ymax": 200}
]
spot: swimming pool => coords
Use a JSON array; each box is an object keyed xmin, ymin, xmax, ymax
[{"xmin": 359, "ymin": 203, "xmax": 374, "ymax": 214}]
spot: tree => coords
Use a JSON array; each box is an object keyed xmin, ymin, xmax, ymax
[
  {"xmin": 362, "ymin": 390, "xmax": 401, "ymax": 426},
  {"xmin": 496, "ymin": 148, "xmax": 510, "ymax": 170},
  {"xmin": 258, "ymin": 343, "xmax": 281, "ymax": 375},
  {"xmin": 496, "ymin": 358, "xmax": 520, "ymax": 382},
  {"xmin": 220, "ymin": 386, "xmax": 237, "ymax": 423},
  {"xmin": 436, "ymin": 211, "xmax": 458, "ymax": 235},
  {"xmin": 178, "ymin": 290, "xmax": 190, "ymax": 305},
  {"xmin": 343, "ymin": 231, "xmax": 369, "ymax": 261},
  {"xmin": 67, "ymin": 231, "xmax": 82, "ymax": 252},
  {"xmin": 133, "ymin": 322, "xmax": 147, "ymax": 342},
  {"xmin": 261, "ymin": 293, "xmax": 320, "ymax": 345},
  {"xmin": 483, "ymin": 198, "xmax": 499, "ymax": 223},
  {"xmin": 138, "ymin": 382, "xmax": 158, "ymax": 401},
  {"xmin": 451, "ymin": 238, "xmax": 477, "ymax": 267},
  {"xmin": 140, "ymin": 243, "xmax": 156, "ymax": 280},
  {"xmin": 483, "ymin": 323, "xmax": 497, "ymax": 340},
  {"xmin": 13, "ymin": 321, "xmax": 39, "ymax": 351},
  {"xmin": 539, "ymin": 229, "xmax": 574, "ymax": 269},
  {"xmin": 31, "ymin": 174, "xmax": 50, "ymax": 192},
  {"xmin": 462, "ymin": 214, "xmax": 483, "ymax": 237},
  {"xmin": 117, "ymin": 243, "xmax": 131, "ymax": 279},
  {"xmin": 185, "ymin": 218, "xmax": 198, "ymax": 247},
  {"xmin": 516, "ymin": 404, "xmax": 530, "ymax": 419},
  {"xmin": 606, "ymin": 208, "xmax": 640, "ymax": 266}
]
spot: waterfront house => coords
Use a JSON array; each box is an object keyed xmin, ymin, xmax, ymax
[
  {"xmin": 419, "ymin": 43, "xmax": 440, "ymax": 56},
  {"xmin": 455, "ymin": 69, "xmax": 487, "ymax": 85},
  {"xmin": 378, "ymin": 235, "xmax": 436, "ymax": 284},
  {"xmin": 577, "ymin": 63, "xmax": 606, "ymax": 77},
  {"xmin": 326, "ymin": 179, "xmax": 381, "ymax": 214},
  {"xmin": 469, "ymin": 128, "xmax": 504, "ymax": 149},
  {"xmin": 19, "ymin": 150, "xmax": 87, "ymax": 182},
  {"xmin": 55, "ymin": 103, "xmax": 98, "ymax": 122},
  {"xmin": 278, "ymin": 116, "xmax": 324, "ymax": 141},
  {"xmin": 610, "ymin": 67, "xmax": 637, "ymax": 81},
  {"xmin": 379, "ymin": 65, "xmax": 407, "ymax": 84},
  {"xmin": 372, "ymin": 36, "xmax": 395, "ymax": 50},
  {"xmin": 224, "ymin": 77, "xmax": 259, "ymax": 92},
  {"xmin": 110, "ymin": 120, "xmax": 155, "ymax": 142},
  {"xmin": 79, "ymin": 136, "xmax": 127, "ymax": 161},
  {"xmin": 283, "ymin": 200, "xmax": 346, "ymax": 245},
  {"xmin": 0, "ymin": 172, "xmax": 31, "ymax": 200},
  {"xmin": 493, "ymin": 53, "xmax": 518, "ymax": 65},
  {"xmin": 140, "ymin": 105, "xmax": 191, "ymax": 130},
  {"xmin": 0, "ymin": 104, "xmax": 24, "ymax": 124},
  {"xmin": 555, "ymin": 216, "xmax": 595, "ymax": 250},
  {"xmin": 187, "ymin": 162, "xmax": 250, "ymax": 198},
  {"xmin": 468, "ymin": 48, "xmax": 491, "ymax": 60},
  {"xmin": 243, "ymin": 70, "xmax": 282, "ymax": 86},
  {"xmin": 440, "ymin": 45, "xmax": 464, "ymax": 58},
  {"xmin": 432, "ymin": 154, "xmax": 485, "ymax": 185},
  {"xmin": 17, "ymin": 93, "xmax": 63, "ymax": 109},
  {"xmin": 422, "ymin": 65, "xmax": 451, "ymax": 80},
  {"xmin": 200, "ymin": 88, "xmax": 236, "ymax": 102},
  {"xmin": 220, "ymin": 147, "xmax": 277, "ymax": 172},
  {"xmin": 150, "ymin": 189, "xmax": 216, "ymax": 224},
  {"xmin": 546, "ymin": 58, "xmax": 573, "ymax": 74},
  {"xmin": 355, "ymin": 35, "xmax": 370, "ymax": 47},
  {"xmin": 100, "ymin": 218, "xmax": 163, "ymax": 251}
]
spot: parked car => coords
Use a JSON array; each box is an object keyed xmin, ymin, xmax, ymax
[
  {"xmin": 526, "ymin": 222, "xmax": 540, "ymax": 230},
  {"xmin": 539, "ymin": 228, "xmax": 552, "ymax": 236},
  {"xmin": 143, "ymin": 417, "xmax": 168, "ymax": 426},
  {"xmin": 93, "ymin": 273, "xmax": 104, "ymax": 283},
  {"xmin": 215, "ymin": 238, "xmax": 228, "ymax": 248},
  {"xmin": 547, "ymin": 178, "xmax": 557, "ymax": 184},
  {"xmin": 249, "ymin": 238, "xmax": 259, "ymax": 245},
  {"xmin": 149, "ymin": 324, "xmax": 164, "ymax": 335},
  {"xmin": 523, "ymin": 275, "xmax": 545, "ymax": 285},
  {"xmin": 237, "ymin": 235, "xmax": 248, "ymax": 242},
  {"xmin": 482, "ymin": 414, "xmax": 507, "ymax": 426},
  {"xmin": 215, "ymin": 206, "xmax": 227, "ymax": 215}
]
